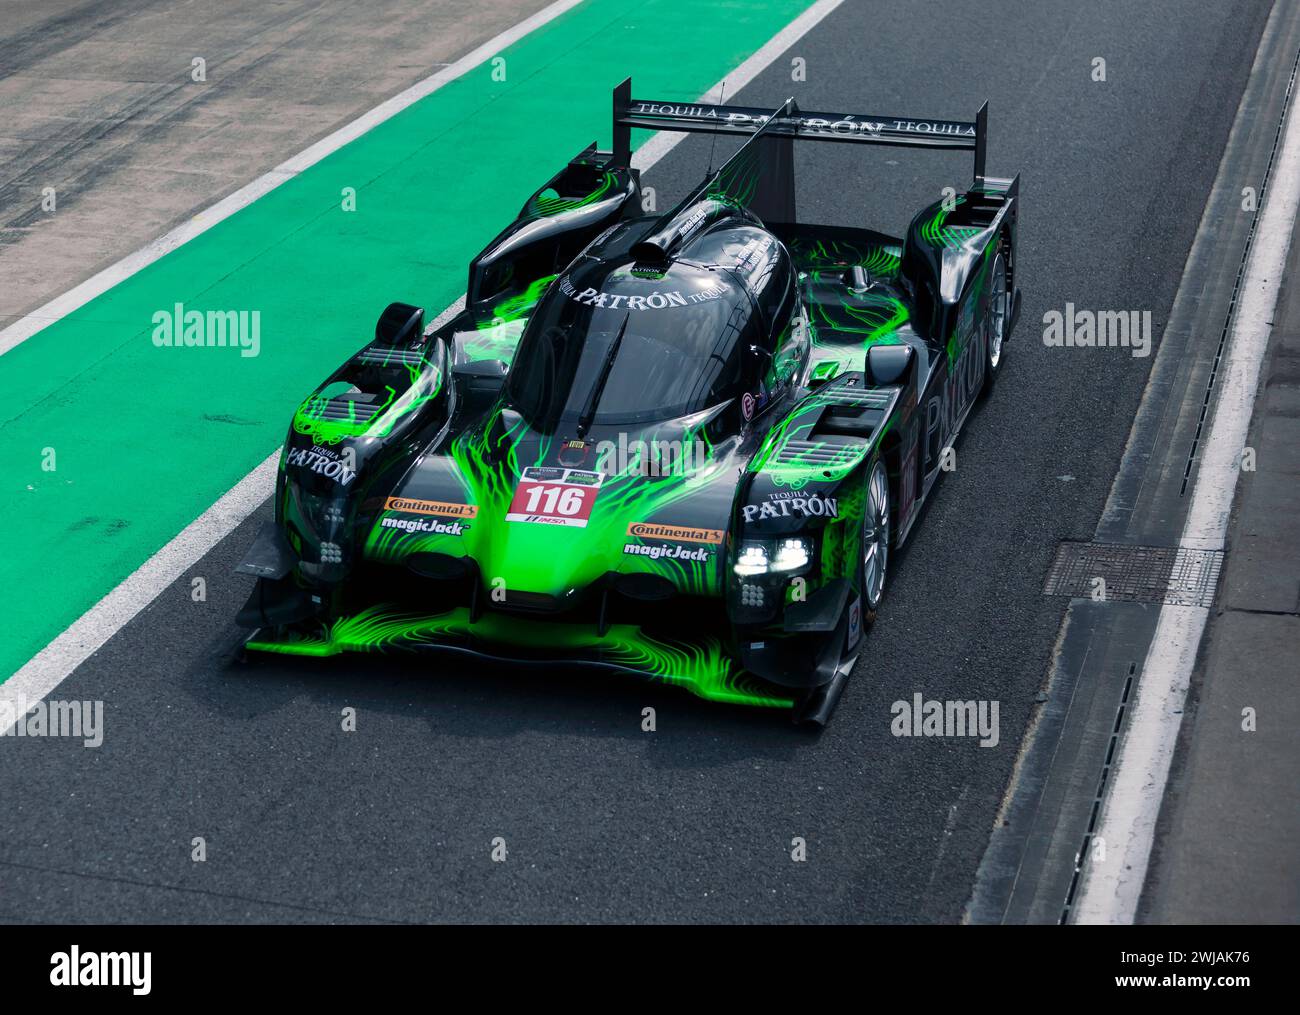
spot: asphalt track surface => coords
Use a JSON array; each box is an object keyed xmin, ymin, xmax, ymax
[{"xmin": 0, "ymin": 0, "xmax": 1274, "ymax": 922}]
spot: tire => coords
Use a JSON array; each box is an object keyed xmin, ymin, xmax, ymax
[
  {"xmin": 981, "ymin": 244, "xmax": 1010, "ymax": 395},
  {"xmin": 860, "ymin": 459, "xmax": 891, "ymax": 628}
]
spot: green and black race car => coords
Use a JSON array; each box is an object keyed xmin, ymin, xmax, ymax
[{"xmin": 235, "ymin": 79, "xmax": 1022, "ymax": 724}]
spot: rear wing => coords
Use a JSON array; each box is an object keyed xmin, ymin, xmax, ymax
[{"xmin": 612, "ymin": 77, "xmax": 990, "ymax": 183}]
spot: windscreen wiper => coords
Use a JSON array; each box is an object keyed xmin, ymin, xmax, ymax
[{"xmin": 575, "ymin": 312, "xmax": 629, "ymax": 438}]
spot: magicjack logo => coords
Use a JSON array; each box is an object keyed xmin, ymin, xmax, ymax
[{"xmin": 50, "ymin": 947, "xmax": 151, "ymax": 995}]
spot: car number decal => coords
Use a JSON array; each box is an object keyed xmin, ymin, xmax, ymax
[{"xmin": 505, "ymin": 467, "xmax": 604, "ymax": 528}]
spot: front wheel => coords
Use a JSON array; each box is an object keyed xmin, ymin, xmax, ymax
[{"xmin": 861, "ymin": 459, "xmax": 891, "ymax": 628}]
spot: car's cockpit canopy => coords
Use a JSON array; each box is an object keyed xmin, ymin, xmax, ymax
[{"xmin": 507, "ymin": 255, "xmax": 763, "ymax": 431}]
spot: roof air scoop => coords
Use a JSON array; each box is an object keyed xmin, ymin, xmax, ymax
[{"xmin": 630, "ymin": 197, "xmax": 733, "ymax": 263}]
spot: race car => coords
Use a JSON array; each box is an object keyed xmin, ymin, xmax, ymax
[{"xmin": 235, "ymin": 79, "xmax": 1021, "ymax": 725}]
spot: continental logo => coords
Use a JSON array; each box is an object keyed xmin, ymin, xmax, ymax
[
  {"xmin": 384, "ymin": 497, "xmax": 477, "ymax": 519},
  {"xmin": 627, "ymin": 522, "xmax": 724, "ymax": 544}
]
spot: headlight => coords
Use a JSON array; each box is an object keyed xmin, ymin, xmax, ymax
[
  {"xmin": 735, "ymin": 542, "xmax": 770, "ymax": 575},
  {"xmin": 733, "ymin": 536, "xmax": 813, "ymax": 576},
  {"xmin": 772, "ymin": 537, "xmax": 811, "ymax": 572}
]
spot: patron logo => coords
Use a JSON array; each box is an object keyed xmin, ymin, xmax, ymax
[
  {"xmin": 742, "ymin": 492, "xmax": 838, "ymax": 522},
  {"xmin": 627, "ymin": 522, "xmax": 724, "ymax": 544},
  {"xmin": 557, "ymin": 274, "xmax": 725, "ymax": 310},
  {"xmin": 929, "ymin": 323, "xmax": 986, "ymax": 452},
  {"xmin": 793, "ymin": 116, "xmax": 974, "ymax": 139},
  {"xmin": 557, "ymin": 274, "xmax": 689, "ymax": 311},
  {"xmin": 559, "ymin": 469, "xmax": 602, "ymax": 486},
  {"xmin": 383, "ymin": 496, "xmax": 477, "ymax": 518},
  {"xmin": 794, "ymin": 116, "xmax": 885, "ymax": 139},
  {"xmin": 50, "ymin": 947, "xmax": 151, "ymax": 995},
  {"xmin": 624, "ymin": 103, "xmax": 976, "ymax": 142},
  {"xmin": 624, "ymin": 542, "xmax": 713, "ymax": 562},
  {"xmin": 287, "ymin": 444, "xmax": 355, "ymax": 486}
]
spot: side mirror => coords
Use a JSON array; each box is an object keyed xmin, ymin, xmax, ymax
[
  {"xmin": 452, "ymin": 358, "xmax": 510, "ymax": 407},
  {"xmin": 451, "ymin": 359, "xmax": 509, "ymax": 381},
  {"xmin": 375, "ymin": 302, "xmax": 424, "ymax": 346},
  {"xmin": 865, "ymin": 343, "xmax": 914, "ymax": 386}
]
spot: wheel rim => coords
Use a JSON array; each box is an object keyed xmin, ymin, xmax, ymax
[
  {"xmin": 863, "ymin": 463, "xmax": 889, "ymax": 607},
  {"xmin": 989, "ymin": 252, "xmax": 1008, "ymax": 370}
]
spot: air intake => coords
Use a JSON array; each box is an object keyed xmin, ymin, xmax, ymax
[
  {"xmin": 315, "ymin": 395, "xmax": 382, "ymax": 425},
  {"xmin": 629, "ymin": 198, "xmax": 732, "ymax": 263}
]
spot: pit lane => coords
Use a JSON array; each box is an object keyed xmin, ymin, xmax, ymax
[{"xmin": 0, "ymin": 0, "xmax": 1275, "ymax": 922}]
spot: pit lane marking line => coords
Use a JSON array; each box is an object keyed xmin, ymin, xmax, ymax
[
  {"xmin": 1071, "ymin": 36, "xmax": 1300, "ymax": 925},
  {"xmin": 0, "ymin": 0, "xmax": 586, "ymax": 358}
]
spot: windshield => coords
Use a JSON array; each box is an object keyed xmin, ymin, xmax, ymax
[{"xmin": 506, "ymin": 263, "xmax": 755, "ymax": 430}]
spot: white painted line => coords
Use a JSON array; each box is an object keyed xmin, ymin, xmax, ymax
[
  {"xmin": 1071, "ymin": 46, "xmax": 1300, "ymax": 924},
  {"xmin": 0, "ymin": 0, "xmax": 585, "ymax": 358},
  {"xmin": 0, "ymin": 0, "xmax": 846, "ymax": 721},
  {"xmin": 1, "ymin": 455, "xmax": 280, "ymax": 733},
  {"xmin": 629, "ymin": 0, "xmax": 845, "ymax": 170}
]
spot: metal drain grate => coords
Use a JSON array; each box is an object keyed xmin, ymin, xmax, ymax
[{"xmin": 1043, "ymin": 542, "xmax": 1224, "ymax": 607}]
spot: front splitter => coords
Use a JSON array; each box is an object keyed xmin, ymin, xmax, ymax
[{"xmin": 245, "ymin": 603, "xmax": 794, "ymax": 709}]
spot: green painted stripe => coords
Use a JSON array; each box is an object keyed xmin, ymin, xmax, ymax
[{"xmin": 0, "ymin": 0, "xmax": 815, "ymax": 680}]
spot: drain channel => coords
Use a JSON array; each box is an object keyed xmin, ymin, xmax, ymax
[{"xmin": 1044, "ymin": 541, "xmax": 1224, "ymax": 608}]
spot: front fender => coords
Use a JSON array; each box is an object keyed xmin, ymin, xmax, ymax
[
  {"xmin": 275, "ymin": 307, "xmax": 453, "ymax": 589},
  {"xmin": 729, "ymin": 375, "xmax": 899, "ymax": 634}
]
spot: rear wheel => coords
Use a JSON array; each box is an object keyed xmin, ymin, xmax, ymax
[
  {"xmin": 861, "ymin": 459, "xmax": 890, "ymax": 626},
  {"xmin": 982, "ymin": 246, "xmax": 1010, "ymax": 393}
]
